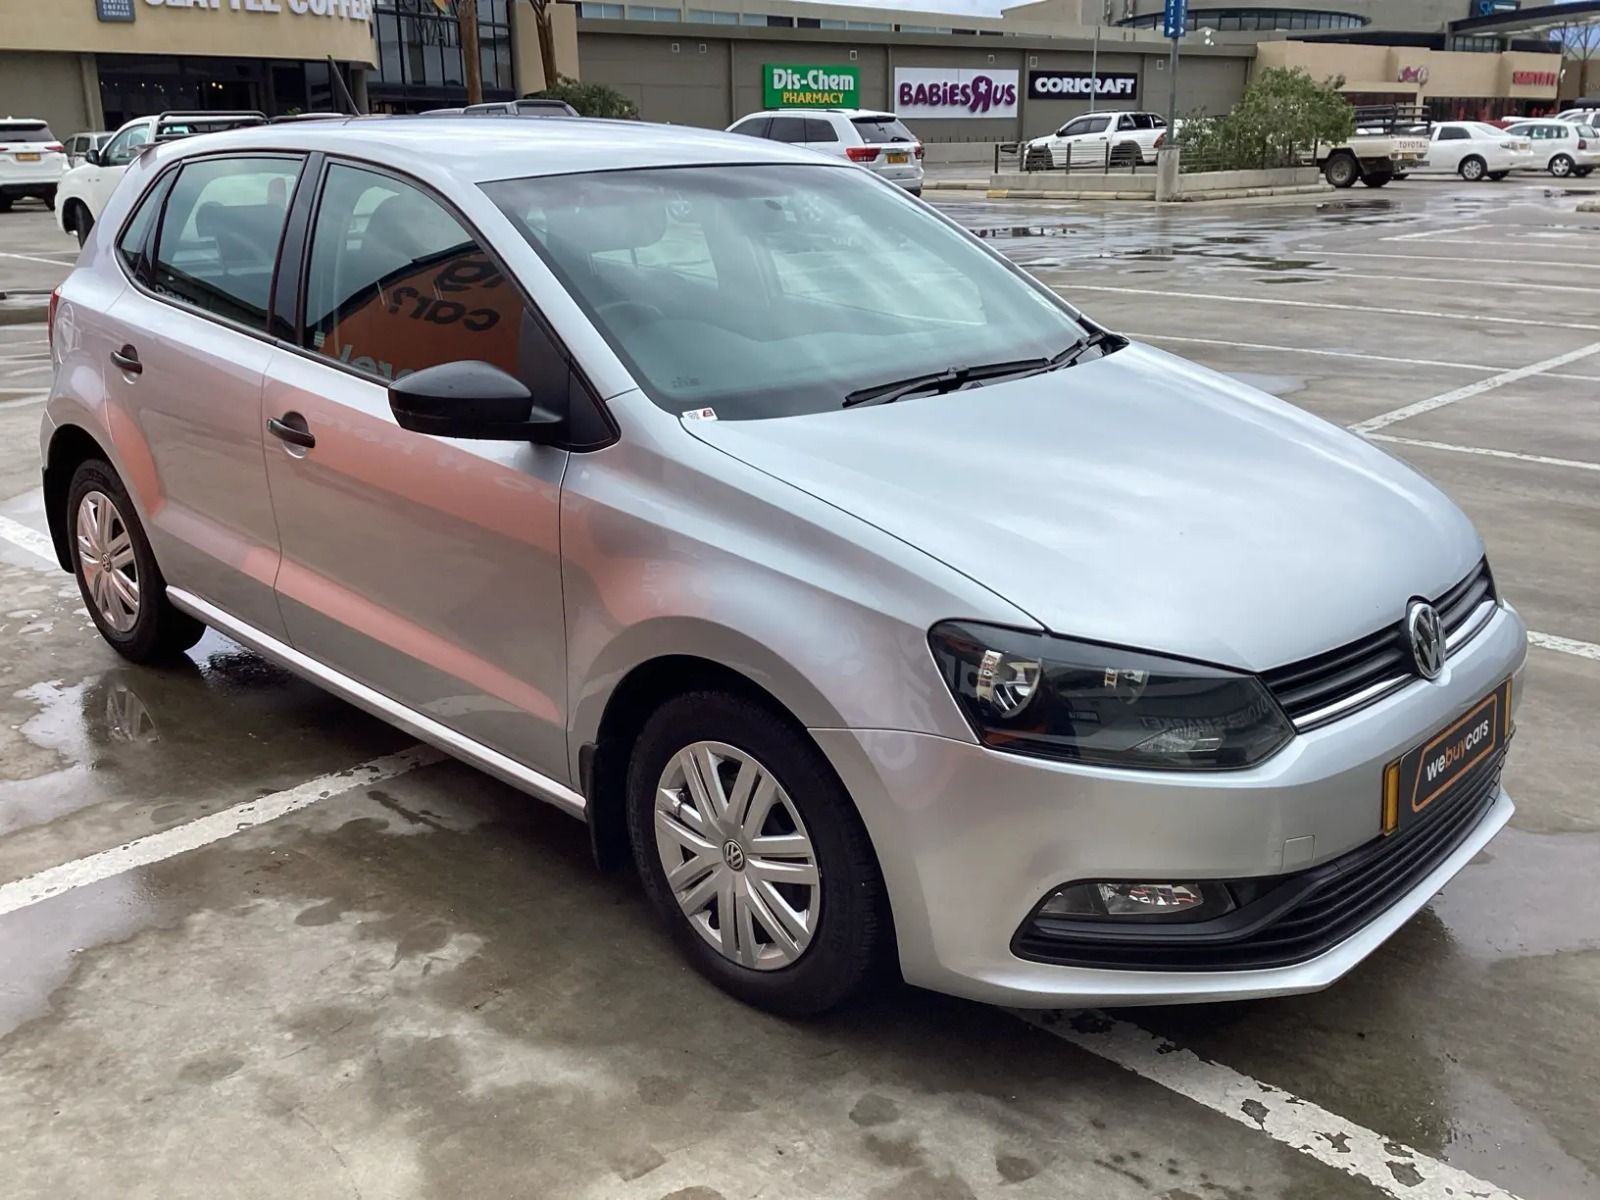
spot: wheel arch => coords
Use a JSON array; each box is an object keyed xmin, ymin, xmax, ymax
[{"xmin": 42, "ymin": 423, "xmax": 112, "ymax": 571}]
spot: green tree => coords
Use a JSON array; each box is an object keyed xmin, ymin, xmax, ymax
[
  {"xmin": 527, "ymin": 76, "xmax": 639, "ymax": 119},
  {"xmin": 1177, "ymin": 67, "xmax": 1355, "ymax": 169}
]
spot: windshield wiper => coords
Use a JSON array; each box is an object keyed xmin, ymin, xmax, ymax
[
  {"xmin": 840, "ymin": 332, "xmax": 1125, "ymax": 409},
  {"xmin": 843, "ymin": 356, "xmax": 1048, "ymax": 408}
]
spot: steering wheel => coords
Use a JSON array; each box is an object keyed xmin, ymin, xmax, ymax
[{"xmin": 595, "ymin": 300, "xmax": 664, "ymax": 330}]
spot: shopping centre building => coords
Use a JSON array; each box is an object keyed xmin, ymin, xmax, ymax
[{"xmin": 0, "ymin": 0, "xmax": 1583, "ymax": 148}]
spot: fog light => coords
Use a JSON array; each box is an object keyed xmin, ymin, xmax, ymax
[{"xmin": 1038, "ymin": 881, "xmax": 1235, "ymax": 921}]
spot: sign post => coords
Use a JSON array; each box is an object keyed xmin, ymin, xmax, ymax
[{"xmin": 1163, "ymin": 0, "xmax": 1187, "ymax": 136}]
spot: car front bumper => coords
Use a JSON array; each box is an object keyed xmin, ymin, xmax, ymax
[{"xmin": 813, "ymin": 604, "xmax": 1527, "ymax": 1007}]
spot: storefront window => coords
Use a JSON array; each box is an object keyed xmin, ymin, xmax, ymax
[{"xmin": 371, "ymin": 0, "xmax": 515, "ymax": 111}]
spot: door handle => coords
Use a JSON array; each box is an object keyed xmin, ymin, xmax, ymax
[
  {"xmin": 109, "ymin": 345, "xmax": 142, "ymax": 375},
  {"xmin": 267, "ymin": 414, "xmax": 316, "ymax": 450}
]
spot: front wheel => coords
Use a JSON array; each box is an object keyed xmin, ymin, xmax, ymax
[
  {"xmin": 626, "ymin": 691, "xmax": 889, "ymax": 1016},
  {"xmin": 67, "ymin": 460, "xmax": 205, "ymax": 663},
  {"xmin": 1459, "ymin": 156, "xmax": 1488, "ymax": 182},
  {"xmin": 1549, "ymin": 154, "xmax": 1574, "ymax": 178},
  {"xmin": 1324, "ymin": 154, "xmax": 1359, "ymax": 188},
  {"xmin": 1575, "ymin": 167, "xmax": 1594, "ymax": 178}
]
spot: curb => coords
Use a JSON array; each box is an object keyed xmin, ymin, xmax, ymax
[
  {"xmin": 0, "ymin": 300, "xmax": 49, "ymax": 326},
  {"xmin": 985, "ymin": 183, "xmax": 1331, "ymax": 203}
]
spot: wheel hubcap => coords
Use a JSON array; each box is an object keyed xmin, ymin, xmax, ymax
[
  {"xmin": 76, "ymin": 490, "xmax": 139, "ymax": 633},
  {"xmin": 653, "ymin": 741, "xmax": 820, "ymax": 971}
]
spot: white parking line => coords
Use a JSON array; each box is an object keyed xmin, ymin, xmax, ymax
[
  {"xmin": 1127, "ymin": 333, "xmax": 1600, "ymax": 383},
  {"xmin": 0, "ymin": 250, "xmax": 75, "ymax": 267},
  {"xmin": 1385, "ymin": 222, "xmax": 1493, "ymax": 242},
  {"xmin": 1369, "ymin": 432, "xmax": 1600, "ymax": 473},
  {"xmin": 1293, "ymin": 248, "xmax": 1587, "ymax": 268},
  {"xmin": 1351, "ymin": 342, "xmax": 1600, "ymax": 433},
  {"xmin": 1528, "ymin": 631, "xmax": 1600, "ymax": 661},
  {"xmin": 1286, "ymin": 270, "xmax": 1600, "ymax": 297},
  {"xmin": 1018, "ymin": 1012, "xmax": 1522, "ymax": 1200},
  {"xmin": 1065, "ymin": 285, "xmax": 1600, "ymax": 332},
  {"xmin": 0, "ymin": 513, "xmax": 57, "ymax": 563},
  {"xmin": 0, "ymin": 746, "xmax": 443, "ymax": 918}
]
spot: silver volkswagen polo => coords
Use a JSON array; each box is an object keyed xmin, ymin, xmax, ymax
[{"xmin": 40, "ymin": 117, "xmax": 1526, "ymax": 1014}]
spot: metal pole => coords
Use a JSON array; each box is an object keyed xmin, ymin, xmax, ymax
[
  {"xmin": 1166, "ymin": 34, "xmax": 1180, "ymax": 134},
  {"xmin": 460, "ymin": 0, "xmax": 484, "ymax": 106},
  {"xmin": 1089, "ymin": 22, "xmax": 1100, "ymax": 114}
]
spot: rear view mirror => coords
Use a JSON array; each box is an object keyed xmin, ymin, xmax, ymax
[
  {"xmin": 388, "ymin": 360, "xmax": 563, "ymax": 443},
  {"xmin": 84, "ymin": 147, "xmax": 101, "ymax": 167}
]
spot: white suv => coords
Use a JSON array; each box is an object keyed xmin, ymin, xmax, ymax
[
  {"xmin": 1024, "ymin": 111, "xmax": 1168, "ymax": 170},
  {"xmin": 0, "ymin": 118, "xmax": 67, "ymax": 212},
  {"xmin": 56, "ymin": 110, "xmax": 265, "ymax": 244},
  {"xmin": 727, "ymin": 109, "xmax": 924, "ymax": 194}
]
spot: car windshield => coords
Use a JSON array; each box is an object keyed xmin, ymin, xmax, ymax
[
  {"xmin": 1469, "ymin": 123, "xmax": 1507, "ymax": 138},
  {"xmin": 483, "ymin": 164, "xmax": 1086, "ymax": 420},
  {"xmin": 850, "ymin": 116, "xmax": 914, "ymax": 144},
  {"xmin": 0, "ymin": 122, "xmax": 53, "ymax": 141}
]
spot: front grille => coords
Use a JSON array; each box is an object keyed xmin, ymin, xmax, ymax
[
  {"xmin": 1012, "ymin": 748, "xmax": 1504, "ymax": 972},
  {"xmin": 1263, "ymin": 559, "xmax": 1496, "ymax": 729}
]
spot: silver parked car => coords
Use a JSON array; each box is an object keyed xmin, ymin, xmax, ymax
[{"xmin": 40, "ymin": 118, "xmax": 1525, "ymax": 1014}]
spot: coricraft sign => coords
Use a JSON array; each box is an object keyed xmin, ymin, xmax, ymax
[
  {"xmin": 764, "ymin": 64, "xmax": 859, "ymax": 109},
  {"xmin": 139, "ymin": 0, "xmax": 373, "ymax": 16},
  {"xmin": 1028, "ymin": 70, "xmax": 1138, "ymax": 101},
  {"xmin": 893, "ymin": 68, "xmax": 1018, "ymax": 119}
]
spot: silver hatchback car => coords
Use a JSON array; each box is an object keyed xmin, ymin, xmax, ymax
[{"xmin": 41, "ymin": 117, "xmax": 1526, "ymax": 1015}]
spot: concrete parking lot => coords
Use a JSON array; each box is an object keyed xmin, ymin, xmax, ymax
[{"xmin": 1, "ymin": 176, "xmax": 1598, "ymax": 1200}]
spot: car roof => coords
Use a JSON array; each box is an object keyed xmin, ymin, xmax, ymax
[
  {"xmin": 763, "ymin": 108, "xmax": 897, "ymax": 119},
  {"xmin": 144, "ymin": 115, "xmax": 832, "ymax": 182}
]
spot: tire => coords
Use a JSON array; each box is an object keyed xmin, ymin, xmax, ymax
[
  {"xmin": 1324, "ymin": 153, "xmax": 1359, "ymax": 188},
  {"xmin": 0, "ymin": 196, "xmax": 13, "ymax": 213},
  {"xmin": 1360, "ymin": 173, "xmax": 1391, "ymax": 188},
  {"xmin": 67, "ymin": 202, "xmax": 93, "ymax": 247},
  {"xmin": 1024, "ymin": 147, "xmax": 1051, "ymax": 172},
  {"xmin": 626, "ymin": 690, "xmax": 889, "ymax": 1016},
  {"xmin": 1459, "ymin": 155, "xmax": 1487, "ymax": 182},
  {"xmin": 43, "ymin": 189, "xmax": 56, "ymax": 211},
  {"xmin": 1111, "ymin": 141, "xmax": 1140, "ymax": 167},
  {"xmin": 1487, "ymin": 171, "xmax": 1509, "ymax": 181},
  {"xmin": 1576, "ymin": 167, "xmax": 1594, "ymax": 178},
  {"xmin": 66, "ymin": 459, "xmax": 205, "ymax": 663},
  {"xmin": 1549, "ymin": 154, "xmax": 1574, "ymax": 178}
]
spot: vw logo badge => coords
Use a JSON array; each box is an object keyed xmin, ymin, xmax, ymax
[
  {"xmin": 722, "ymin": 840, "xmax": 746, "ymax": 872},
  {"xmin": 1406, "ymin": 600, "xmax": 1445, "ymax": 681}
]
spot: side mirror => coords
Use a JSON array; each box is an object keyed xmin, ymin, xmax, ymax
[
  {"xmin": 388, "ymin": 360, "xmax": 563, "ymax": 443},
  {"xmin": 84, "ymin": 147, "xmax": 102, "ymax": 167}
]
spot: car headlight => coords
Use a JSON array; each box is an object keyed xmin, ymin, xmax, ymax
[{"xmin": 928, "ymin": 621, "xmax": 1294, "ymax": 770}]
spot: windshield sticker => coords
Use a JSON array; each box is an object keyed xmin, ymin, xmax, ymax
[{"xmin": 682, "ymin": 407, "xmax": 718, "ymax": 422}]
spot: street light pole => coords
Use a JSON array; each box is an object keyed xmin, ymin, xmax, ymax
[
  {"xmin": 1166, "ymin": 33, "xmax": 1180, "ymax": 133},
  {"xmin": 1089, "ymin": 22, "xmax": 1101, "ymax": 114}
]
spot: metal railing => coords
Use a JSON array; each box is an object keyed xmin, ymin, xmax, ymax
[
  {"xmin": 1174, "ymin": 141, "xmax": 1315, "ymax": 174},
  {"xmin": 1003, "ymin": 138, "xmax": 1150, "ymax": 176}
]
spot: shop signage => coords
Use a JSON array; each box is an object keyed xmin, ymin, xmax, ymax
[
  {"xmin": 139, "ymin": 0, "xmax": 373, "ymax": 17},
  {"xmin": 1028, "ymin": 70, "xmax": 1138, "ymax": 101},
  {"xmin": 1397, "ymin": 65, "xmax": 1430, "ymax": 85},
  {"xmin": 893, "ymin": 68, "xmax": 1018, "ymax": 119},
  {"xmin": 97, "ymin": 0, "xmax": 137, "ymax": 22},
  {"xmin": 1512, "ymin": 70, "xmax": 1557, "ymax": 87},
  {"xmin": 763, "ymin": 64, "xmax": 859, "ymax": 109}
]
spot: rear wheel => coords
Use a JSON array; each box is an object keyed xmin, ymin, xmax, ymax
[
  {"xmin": 1324, "ymin": 153, "xmax": 1359, "ymax": 188},
  {"xmin": 1487, "ymin": 171, "xmax": 1510, "ymax": 181},
  {"xmin": 1459, "ymin": 155, "xmax": 1488, "ymax": 182},
  {"xmin": 1550, "ymin": 154, "xmax": 1574, "ymax": 178},
  {"xmin": 1361, "ymin": 173, "xmax": 1391, "ymax": 188},
  {"xmin": 1575, "ymin": 167, "xmax": 1595, "ymax": 178},
  {"xmin": 0, "ymin": 196, "xmax": 13, "ymax": 213},
  {"xmin": 626, "ymin": 691, "xmax": 889, "ymax": 1016},
  {"xmin": 67, "ymin": 460, "xmax": 205, "ymax": 663}
]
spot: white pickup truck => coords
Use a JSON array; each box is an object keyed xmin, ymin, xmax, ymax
[
  {"xmin": 1318, "ymin": 105, "xmax": 1432, "ymax": 189},
  {"xmin": 55, "ymin": 110, "xmax": 266, "ymax": 244}
]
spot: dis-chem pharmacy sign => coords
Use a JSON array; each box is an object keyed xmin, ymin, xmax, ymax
[{"xmin": 763, "ymin": 64, "xmax": 860, "ymax": 109}]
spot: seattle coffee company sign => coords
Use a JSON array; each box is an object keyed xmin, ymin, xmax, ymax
[
  {"xmin": 138, "ymin": 0, "xmax": 373, "ymax": 16},
  {"xmin": 1028, "ymin": 71, "xmax": 1139, "ymax": 101}
]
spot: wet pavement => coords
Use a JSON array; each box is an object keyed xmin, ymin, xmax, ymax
[{"xmin": 2, "ymin": 180, "xmax": 1599, "ymax": 1199}]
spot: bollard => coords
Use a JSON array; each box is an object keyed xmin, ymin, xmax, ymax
[{"xmin": 1155, "ymin": 146, "xmax": 1181, "ymax": 203}]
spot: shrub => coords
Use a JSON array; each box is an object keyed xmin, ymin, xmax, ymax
[
  {"xmin": 527, "ymin": 76, "xmax": 639, "ymax": 119},
  {"xmin": 1177, "ymin": 67, "xmax": 1355, "ymax": 169}
]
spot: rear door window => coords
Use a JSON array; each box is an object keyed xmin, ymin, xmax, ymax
[
  {"xmin": 149, "ymin": 155, "xmax": 301, "ymax": 330},
  {"xmin": 1079, "ymin": 115, "xmax": 1111, "ymax": 135},
  {"xmin": 850, "ymin": 116, "xmax": 915, "ymax": 144},
  {"xmin": 1437, "ymin": 126, "xmax": 1467, "ymax": 141},
  {"xmin": 767, "ymin": 116, "xmax": 808, "ymax": 143},
  {"xmin": 803, "ymin": 118, "xmax": 838, "ymax": 144}
]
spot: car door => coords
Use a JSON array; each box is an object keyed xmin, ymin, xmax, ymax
[
  {"xmin": 1427, "ymin": 125, "xmax": 1468, "ymax": 173},
  {"xmin": 261, "ymin": 160, "xmax": 574, "ymax": 779},
  {"xmin": 1067, "ymin": 114, "xmax": 1113, "ymax": 165},
  {"xmin": 103, "ymin": 152, "xmax": 303, "ymax": 637},
  {"xmin": 86, "ymin": 122, "xmax": 152, "ymax": 216},
  {"xmin": 802, "ymin": 116, "xmax": 843, "ymax": 160}
]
